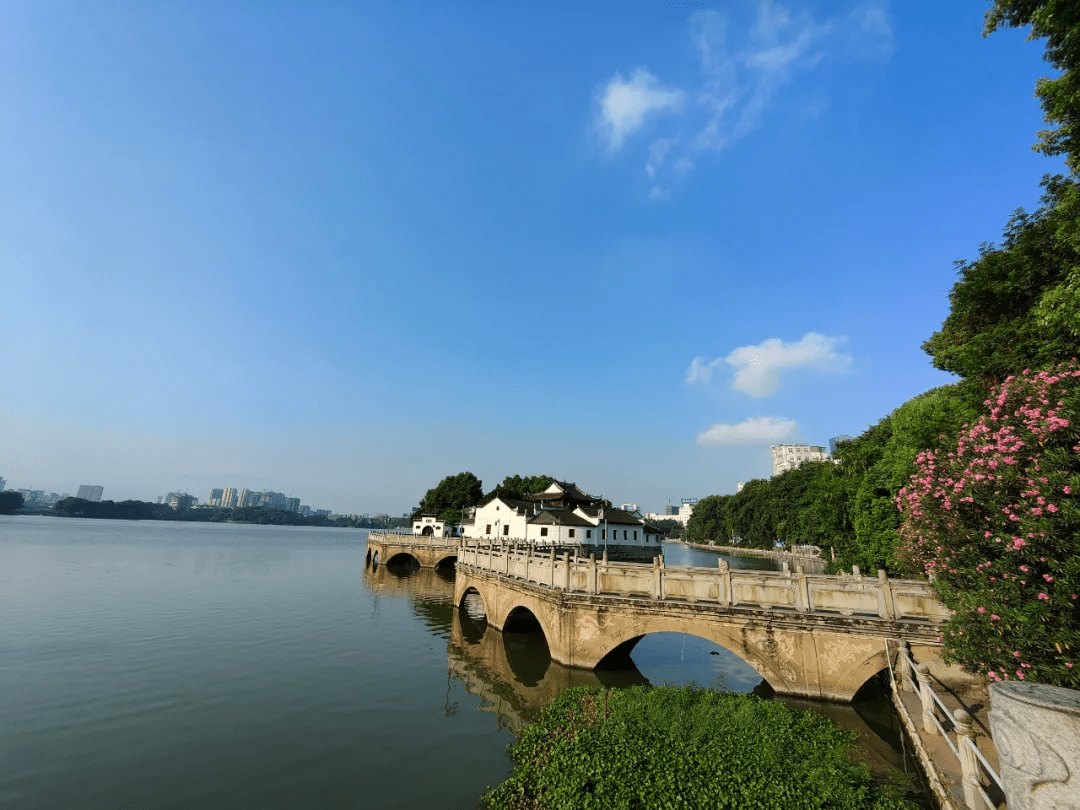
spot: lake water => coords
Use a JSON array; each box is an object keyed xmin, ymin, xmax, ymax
[{"xmin": 0, "ymin": 517, "xmax": 925, "ymax": 809}]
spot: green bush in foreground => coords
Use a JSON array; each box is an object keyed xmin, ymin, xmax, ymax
[{"xmin": 483, "ymin": 686, "xmax": 914, "ymax": 810}]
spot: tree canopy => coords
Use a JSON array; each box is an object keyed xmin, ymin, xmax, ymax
[
  {"xmin": 0, "ymin": 491, "xmax": 25, "ymax": 513},
  {"xmin": 986, "ymin": 0, "xmax": 1080, "ymax": 175},
  {"xmin": 492, "ymin": 474, "xmax": 554, "ymax": 501},
  {"xmin": 418, "ymin": 471, "xmax": 484, "ymax": 523}
]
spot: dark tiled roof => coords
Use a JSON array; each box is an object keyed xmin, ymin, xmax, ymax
[
  {"xmin": 529, "ymin": 509, "xmax": 594, "ymax": 527},
  {"xmin": 531, "ymin": 480, "xmax": 597, "ymax": 503},
  {"xmin": 578, "ymin": 507, "xmax": 643, "ymax": 525},
  {"xmin": 478, "ymin": 493, "xmax": 535, "ymax": 513}
]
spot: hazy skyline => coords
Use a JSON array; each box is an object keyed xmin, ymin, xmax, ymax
[{"xmin": 1, "ymin": 1, "xmax": 1065, "ymax": 516}]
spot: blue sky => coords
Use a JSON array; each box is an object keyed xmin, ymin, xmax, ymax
[{"xmin": 0, "ymin": 0, "xmax": 1065, "ymax": 515}]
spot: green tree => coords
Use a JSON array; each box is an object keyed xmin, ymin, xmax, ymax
[
  {"xmin": 986, "ymin": 0, "xmax": 1080, "ymax": 175},
  {"xmin": 0, "ymin": 491, "xmax": 25, "ymax": 513},
  {"xmin": 419, "ymin": 472, "xmax": 484, "ymax": 522},
  {"xmin": 493, "ymin": 474, "xmax": 554, "ymax": 501},
  {"xmin": 922, "ymin": 177, "xmax": 1080, "ymax": 387}
]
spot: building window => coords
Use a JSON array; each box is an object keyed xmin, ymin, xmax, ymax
[
  {"xmin": 586, "ymin": 530, "xmax": 591, "ymax": 539},
  {"xmin": 602, "ymin": 529, "xmax": 606, "ymax": 540},
  {"xmin": 503, "ymin": 525, "xmax": 510, "ymax": 536},
  {"xmin": 634, "ymin": 531, "xmax": 637, "ymax": 541},
  {"xmin": 540, "ymin": 527, "xmax": 548, "ymax": 537},
  {"xmin": 486, "ymin": 525, "xmax": 492, "ymax": 534},
  {"xmin": 569, "ymin": 529, "xmax": 575, "ymax": 538}
]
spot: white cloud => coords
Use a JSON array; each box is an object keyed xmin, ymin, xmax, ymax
[
  {"xmin": 590, "ymin": 2, "xmax": 893, "ymax": 197},
  {"xmin": 645, "ymin": 137, "xmax": 678, "ymax": 178},
  {"xmin": 595, "ymin": 69, "xmax": 684, "ymax": 152},
  {"xmin": 688, "ymin": 332, "xmax": 852, "ymax": 397},
  {"xmin": 697, "ymin": 416, "xmax": 800, "ymax": 446},
  {"xmin": 648, "ymin": 185, "xmax": 671, "ymax": 202},
  {"xmin": 685, "ymin": 355, "xmax": 724, "ymax": 384}
]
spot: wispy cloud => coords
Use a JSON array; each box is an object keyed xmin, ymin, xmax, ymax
[
  {"xmin": 594, "ymin": 69, "xmax": 684, "ymax": 152},
  {"xmin": 687, "ymin": 332, "xmax": 852, "ymax": 397},
  {"xmin": 592, "ymin": 2, "xmax": 894, "ymax": 197},
  {"xmin": 697, "ymin": 416, "xmax": 800, "ymax": 446}
]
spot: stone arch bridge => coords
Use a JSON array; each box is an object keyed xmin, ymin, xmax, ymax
[
  {"xmin": 365, "ymin": 532, "xmax": 459, "ymax": 569},
  {"xmin": 454, "ymin": 540, "xmax": 949, "ymax": 702}
]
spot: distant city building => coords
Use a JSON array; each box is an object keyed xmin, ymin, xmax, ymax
[
  {"xmin": 206, "ymin": 488, "xmax": 224, "ymax": 507},
  {"xmin": 312, "ymin": 508, "xmax": 331, "ymax": 518},
  {"xmin": 0, "ymin": 476, "xmax": 6, "ymax": 491},
  {"xmin": 286, "ymin": 497, "xmax": 300, "ymax": 513},
  {"xmin": 771, "ymin": 444, "xmax": 830, "ymax": 476},
  {"xmin": 168, "ymin": 493, "xmax": 196, "ymax": 510},
  {"xmin": 620, "ymin": 503, "xmax": 639, "ymax": 513},
  {"xmin": 221, "ymin": 488, "xmax": 238, "ymax": 508},
  {"xmin": 300, "ymin": 505, "xmax": 311, "ymax": 516},
  {"xmin": 829, "ymin": 435, "xmax": 855, "ymax": 455},
  {"xmin": 643, "ymin": 498, "xmax": 698, "ymax": 527},
  {"xmin": 77, "ymin": 484, "xmax": 104, "ymax": 502}
]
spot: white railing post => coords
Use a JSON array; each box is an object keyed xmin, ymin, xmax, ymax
[
  {"xmin": 898, "ymin": 641, "xmax": 913, "ymax": 692},
  {"xmin": 954, "ymin": 709, "xmax": 985, "ymax": 810},
  {"xmin": 652, "ymin": 555, "xmax": 661, "ymax": 599},
  {"xmin": 589, "ymin": 553, "xmax": 597, "ymax": 594},
  {"xmin": 658, "ymin": 554, "xmax": 665, "ymax": 600},
  {"xmin": 562, "ymin": 552, "xmax": 571, "ymax": 591},
  {"xmin": 549, "ymin": 547, "xmax": 556, "ymax": 589},
  {"xmin": 795, "ymin": 565, "xmax": 810, "ymax": 613},
  {"xmin": 717, "ymin": 558, "xmax": 731, "ymax": 606},
  {"xmin": 916, "ymin": 664, "xmax": 936, "ymax": 734},
  {"xmin": 878, "ymin": 569, "xmax": 896, "ymax": 620}
]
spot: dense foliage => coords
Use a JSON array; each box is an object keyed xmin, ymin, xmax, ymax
[
  {"xmin": 986, "ymin": 0, "xmax": 1080, "ymax": 175},
  {"xmin": 922, "ymin": 175, "xmax": 1080, "ymax": 387},
  {"xmin": 494, "ymin": 475, "xmax": 555, "ymax": 501},
  {"xmin": 483, "ymin": 686, "xmax": 914, "ymax": 810},
  {"xmin": 647, "ymin": 518, "xmax": 683, "ymax": 538},
  {"xmin": 49, "ymin": 497, "xmax": 390, "ymax": 528},
  {"xmin": 897, "ymin": 364, "xmax": 1080, "ymax": 687},
  {"xmin": 418, "ymin": 471, "xmax": 484, "ymax": 523},
  {"xmin": 0, "ymin": 491, "xmax": 25, "ymax": 513}
]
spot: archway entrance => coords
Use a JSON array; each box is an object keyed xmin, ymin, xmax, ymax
[{"xmin": 421, "ymin": 525, "xmax": 434, "ymax": 537}]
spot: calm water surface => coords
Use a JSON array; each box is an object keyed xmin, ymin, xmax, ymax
[{"xmin": 1, "ymin": 518, "xmax": 923, "ymax": 809}]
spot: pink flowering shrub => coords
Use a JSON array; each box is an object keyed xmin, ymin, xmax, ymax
[{"xmin": 897, "ymin": 362, "xmax": 1080, "ymax": 688}]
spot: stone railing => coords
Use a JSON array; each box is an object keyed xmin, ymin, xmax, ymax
[
  {"xmin": 367, "ymin": 531, "xmax": 460, "ymax": 546},
  {"xmin": 458, "ymin": 540, "xmax": 948, "ymax": 622},
  {"xmin": 893, "ymin": 642, "xmax": 1006, "ymax": 809}
]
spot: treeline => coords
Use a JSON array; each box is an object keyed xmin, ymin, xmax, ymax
[
  {"xmin": 685, "ymin": 381, "xmax": 985, "ymax": 573},
  {"xmin": 49, "ymin": 497, "xmax": 392, "ymax": 528},
  {"xmin": 686, "ymin": 4, "xmax": 1080, "ymax": 575}
]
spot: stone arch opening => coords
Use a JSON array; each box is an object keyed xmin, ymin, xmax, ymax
[
  {"xmin": 434, "ymin": 554, "xmax": 457, "ymax": 571},
  {"xmin": 385, "ymin": 552, "xmax": 421, "ymax": 571},
  {"xmin": 421, "ymin": 525, "xmax": 434, "ymax": 536},
  {"xmin": 368, "ymin": 550, "xmax": 379, "ymax": 565},
  {"xmin": 502, "ymin": 605, "xmax": 551, "ymax": 687},
  {"xmin": 593, "ymin": 627, "xmax": 774, "ymax": 694},
  {"xmin": 459, "ymin": 586, "xmax": 487, "ymax": 619}
]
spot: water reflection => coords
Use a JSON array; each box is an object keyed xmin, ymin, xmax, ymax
[{"xmin": 361, "ymin": 554, "xmax": 926, "ymax": 803}]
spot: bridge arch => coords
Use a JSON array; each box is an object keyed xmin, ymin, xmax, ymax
[
  {"xmin": 458, "ymin": 585, "xmax": 489, "ymax": 619},
  {"xmin": 589, "ymin": 620, "xmax": 784, "ymax": 692},
  {"xmin": 433, "ymin": 553, "xmax": 457, "ymax": 570},
  {"xmin": 385, "ymin": 551, "xmax": 422, "ymax": 567},
  {"xmin": 421, "ymin": 525, "xmax": 434, "ymax": 536}
]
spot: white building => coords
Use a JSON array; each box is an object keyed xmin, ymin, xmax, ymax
[
  {"xmin": 411, "ymin": 512, "xmax": 462, "ymax": 537},
  {"xmin": 463, "ymin": 480, "xmax": 663, "ymax": 546},
  {"xmin": 643, "ymin": 498, "xmax": 697, "ymax": 527},
  {"xmin": 770, "ymin": 444, "xmax": 830, "ymax": 476},
  {"xmin": 76, "ymin": 484, "xmax": 104, "ymax": 502}
]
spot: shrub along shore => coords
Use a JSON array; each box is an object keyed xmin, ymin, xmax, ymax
[{"xmin": 482, "ymin": 686, "xmax": 916, "ymax": 810}]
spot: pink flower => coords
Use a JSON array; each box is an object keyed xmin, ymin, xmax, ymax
[
  {"xmin": 1014, "ymin": 651, "xmax": 1021, "ymax": 657},
  {"xmin": 977, "ymin": 607, "xmax": 986, "ymax": 614},
  {"xmin": 1044, "ymin": 574, "xmax": 1054, "ymax": 582},
  {"xmin": 1038, "ymin": 593, "xmax": 1050, "ymax": 600},
  {"xmin": 1068, "ymin": 663, "xmax": 1074, "ymax": 670},
  {"xmin": 991, "ymin": 615, "xmax": 1000, "ymax": 621},
  {"xmin": 1018, "ymin": 672, "xmax": 1025, "ymax": 680}
]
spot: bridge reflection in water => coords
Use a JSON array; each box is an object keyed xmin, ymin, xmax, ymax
[{"xmin": 360, "ymin": 558, "xmax": 923, "ymax": 788}]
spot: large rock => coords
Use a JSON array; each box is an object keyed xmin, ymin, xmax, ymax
[{"xmin": 989, "ymin": 681, "xmax": 1080, "ymax": 809}]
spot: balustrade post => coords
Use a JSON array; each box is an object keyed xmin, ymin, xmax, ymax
[
  {"xmin": 562, "ymin": 552, "xmax": 571, "ymax": 592},
  {"xmin": 898, "ymin": 641, "xmax": 913, "ymax": 692},
  {"xmin": 852, "ymin": 565, "xmax": 861, "ymax": 578},
  {"xmin": 717, "ymin": 558, "xmax": 731, "ymax": 606},
  {"xmin": 589, "ymin": 554, "xmax": 597, "ymax": 595},
  {"xmin": 878, "ymin": 569, "xmax": 896, "ymax": 620},
  {"xmin": 525, "ymin": 547, "xmax": 531, "ymax": 583},
  {"xmin": 550, "ymin": 547, "xmax": 556, "ymax": 589},
  {"xmin": 954, "ymin": 709, "xmax": 985, "ymax": 810},
  {"xmin": 658, "ymin": 554, "xmax": 665, "ymax": 600},
  {"xmin": 652, "ymin": 556, "xmax": 661, "ymax": 599},
  {"xmin": 915, "ymin": 664, "xmax": 936, "ymax": 734},
  {"xmin": 795, "ymin": 565, "xmax": 810, "ymax": 613}
]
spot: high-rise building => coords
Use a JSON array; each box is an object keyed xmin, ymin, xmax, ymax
[
  {"xmin": 0, "ymin": 477, "xmax": 6, "ymax": 491},
  {"xmin": 222, "ymin": 488, "xmax": 239, "ymax": 508},
  {"xmin": 770, "ymin": 444, "xmax": 829, "ymax": 477},
  {"xmin": 829, "ymin": 435, "xmax": 855, "ymax": 455},
  {"xmin": 168, "ymin": 493, "xmax": 196, "ymax": 510},
  {"xmin": 77, "ymin": 485, "xmax": 104, "ymax": 502},
  {"xmin": 238, "ymin": 489, "xmax": 258, "ymax": 508},
  {"xmin": 264, "ymin": 491, "xmax": 287, "ymax": 510},
  {"xmin": 286, "ymin": 497, "xmax": 300, "ymax": 513},
  {"xmin": 207, "ymin": 488, "xmax": 224, "ymax": 507}
]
